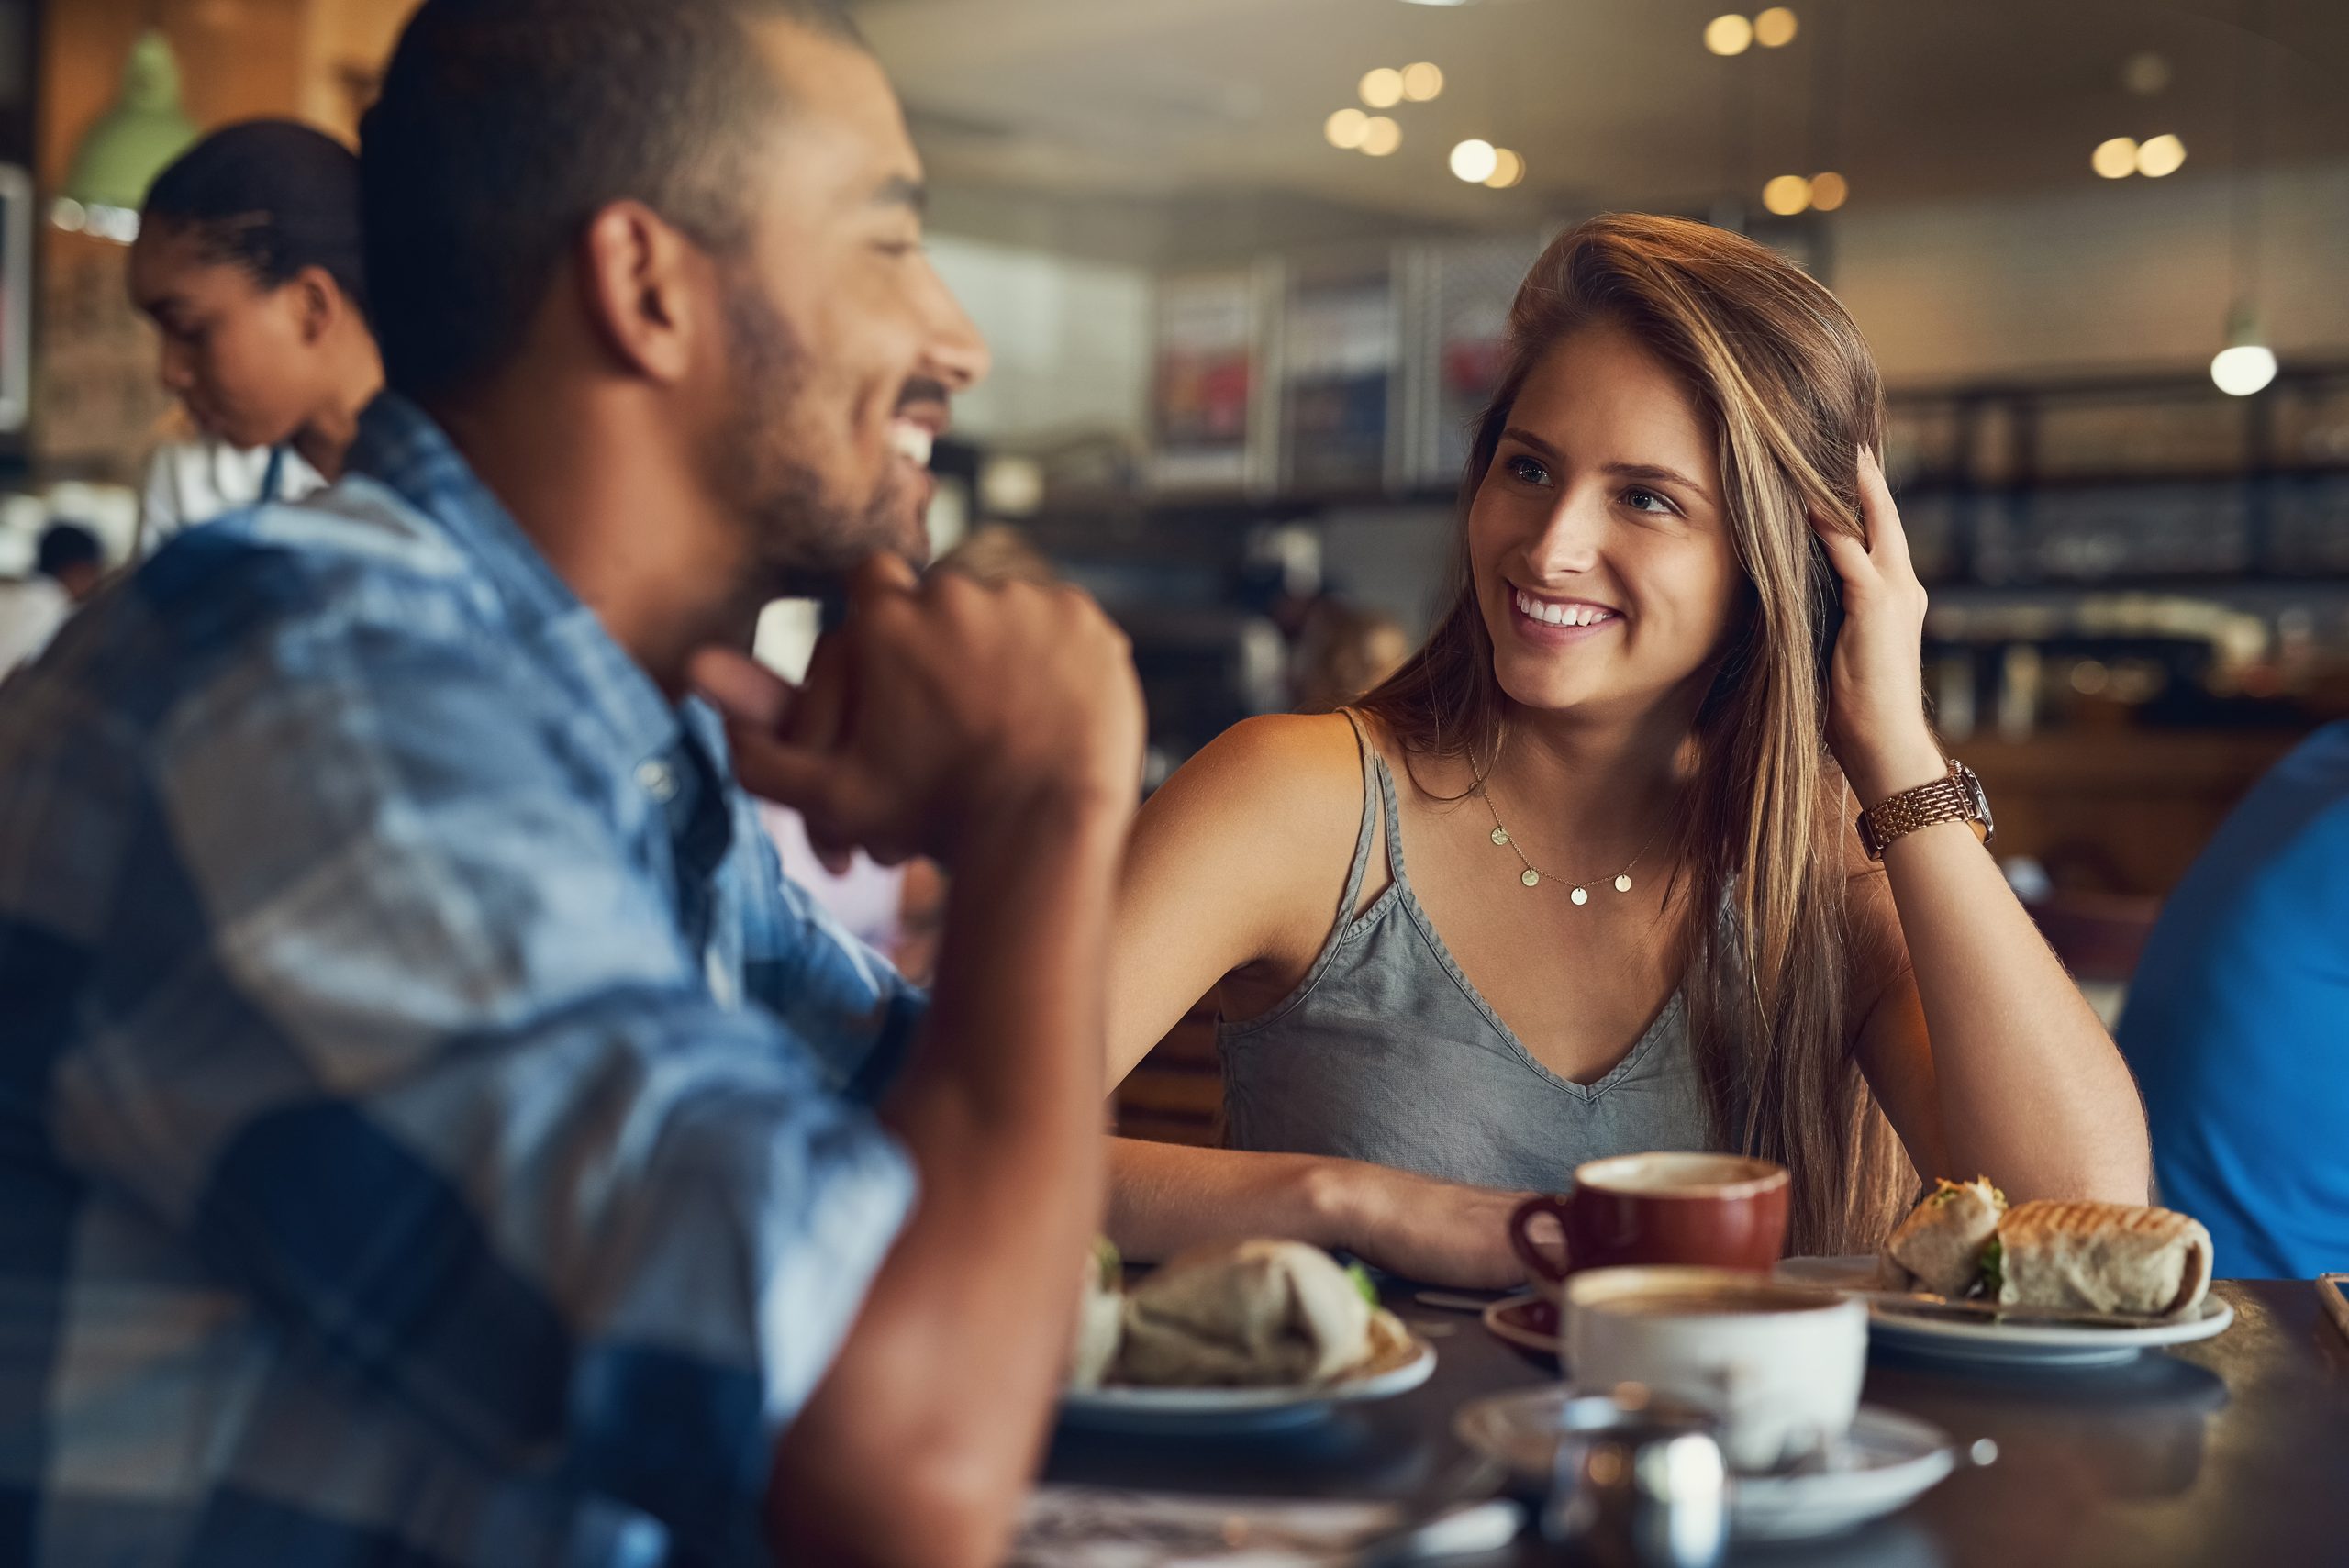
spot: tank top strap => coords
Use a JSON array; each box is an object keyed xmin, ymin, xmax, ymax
[{"xmin": 1330, "ymin": 708, "xmax": 1386, "ymax": 924}]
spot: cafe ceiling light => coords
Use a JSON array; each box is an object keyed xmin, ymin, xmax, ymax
[
  {"xmin": 1400, "ymin": 61, "xmax": 1445, "ymax": 102},
  {"xmin": 1360, "ymin": 67, "xmax": 1405, "ymax": 108},
  {"xmin": 1809, "ymin": 170, "xmax": 1849, "ymax": 211},
  {"xmin": 1704, "ymin": 14, "xmax": 1753, "ymax": 56},
  {"xmin": 2211, "ymin": 304, "xmax": 2277, "ymax": 397},
  {"xmin": 1325, "ymin": 107, "xmax": 1370, "ymax": 150},
  {"xmin": 1360, "ymin": 116, "xmax": 1403, "ymax": 156},
  {"xmin": 2122, "ymin": 50, "xmax": 2173, "ymax": 95},
  {"xmin": 1450, "ymin": 138, "xmax": 1499, "ymax": 183},
  {"xmin": 1485, "ymin": 148, "xmax": 1526, "ymax": 189},
  {"xmin": 1762, "ymin": 173, "xmax": 1812, "ymax": 216},
  {"xmin": 1754, "ymin": 7, "xmax": 1798, "ymax": 48},
  {"xmin": 2136, "ymin": 133, "xmax": 2187, "ymax": 177},
  {"xmin": 2091, "ymin": 136, "xmax": 2140, "ymax": 179}
]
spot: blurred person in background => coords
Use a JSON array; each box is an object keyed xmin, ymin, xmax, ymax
[
  {"xmin": 1292, "ymin": 598, "xmax": 1410, "ymax": 714},
  {"xmin": 0, "ymin": 4, "xmax": 1141, "ymax": 1567},
  {"xmin": 2119, "ymin": 721, "xmax": 2349, "ymax": 1280},
  {"xmin": 129, "ymin": 119, "xmax": 381, "ymax": 551},
  {"xmin": 0, "ymin": 523, "xmax": 104, "ymax": 673},
  {"xmin": 1100, "ymin": 216, "xmax": 2148, "ymax": 1287}
]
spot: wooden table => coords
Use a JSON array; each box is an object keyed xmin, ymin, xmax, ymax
[{"xmin": 1043, "ymin": 1281, "xmax": 2349, "ymax": 1566}]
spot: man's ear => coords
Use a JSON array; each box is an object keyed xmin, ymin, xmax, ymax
[{"xmin": 575, "ymin": 200, "xmax": 706, "ymax": 384}]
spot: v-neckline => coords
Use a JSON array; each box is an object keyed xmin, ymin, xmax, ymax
[{"xmin": 1369, "ymin": 749, "xmax": 1685, "ymax": 1101}]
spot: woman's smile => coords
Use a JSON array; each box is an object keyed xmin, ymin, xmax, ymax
[{"xmin": 1508, "ymin": 584, "xmax": 1625, "ymax": 647}]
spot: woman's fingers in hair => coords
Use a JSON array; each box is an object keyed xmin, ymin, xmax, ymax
[
  {"xmin": 1855, "ymin": 448, "xmax": 1918, "ymax": 582},
  {"xmin": 1808, "ymin": 498, "xmax": 1875, "ymax": 589}
]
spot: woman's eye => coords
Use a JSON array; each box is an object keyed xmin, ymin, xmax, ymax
[
  {"xmin": 1622, "ymin": 487, "xmax": 1675, "ymax": 515},
  {"xmin": 1504, "ymin": 454, "xmax": 1551, "ymax": 486}
]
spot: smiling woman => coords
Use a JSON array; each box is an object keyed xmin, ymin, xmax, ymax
[{"xmin": 1100, "ymin": 214, "xmax": 2151, "ymax": 1285}]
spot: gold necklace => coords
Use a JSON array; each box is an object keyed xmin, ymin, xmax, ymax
[{"xmin": 1475, "ymin": 780, "xmax": 1669, "ymax": 906}]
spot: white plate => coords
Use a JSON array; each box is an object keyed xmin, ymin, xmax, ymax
[
  {"xmin": 1454, "ymin": 1387, "xmax": 1958, "ymax": 1542},
  {"xmin": 1056, "ymin": 1336, "xmax": 1438, "ymax": 1436},
  {"xmin": 1776, "ymin": 1256, "xmax": 2237, "ymax": 1368}
]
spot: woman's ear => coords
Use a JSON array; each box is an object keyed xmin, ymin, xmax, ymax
[{"xmin": 290, "ymin": 265, "xmax": 342, "ymax": 346}]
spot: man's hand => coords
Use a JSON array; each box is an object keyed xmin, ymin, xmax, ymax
[{"xmin": 690, "ymin": 555, "xmax": 1144, "ymax": 870}]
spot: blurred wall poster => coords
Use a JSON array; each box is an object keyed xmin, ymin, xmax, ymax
[
  {"xmin": 1425, "ymin": 238, "xmax": 1539, "ymax": 486},
  {"xmin": 1282, "ymin": 260, "xmax": 1393, "ymax": 495},
  {"xmin": 0, "ymin": 162, "xmax": 28, "ymax": 432},
  {"xmin": 1152, "ymin": 270, "xmax": 1258, "ymax": 491}
]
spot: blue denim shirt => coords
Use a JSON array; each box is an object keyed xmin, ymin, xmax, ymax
[{"xmin": 0, "ymin": 395, "xmax": 923, "ymax": 1565}]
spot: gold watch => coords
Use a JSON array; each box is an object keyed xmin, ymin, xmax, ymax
[{"xmin": 1856, "ymin": 758, "xmax": 1994, "ymax": 861}]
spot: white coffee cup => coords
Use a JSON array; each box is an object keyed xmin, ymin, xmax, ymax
[{"xmin": 1564, "ymin": 1265, "xmax": 1867, "ymax": 1473}]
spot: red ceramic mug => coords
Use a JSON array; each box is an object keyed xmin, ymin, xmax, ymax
[{"xmin": 1508, "ymin": 1152, "xmax": 1791, "ymax": 1300}]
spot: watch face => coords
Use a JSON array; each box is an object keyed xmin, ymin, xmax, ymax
[{"xmin": 1958, "ymin": 764, "xmax": 1995, "ymax": 843}]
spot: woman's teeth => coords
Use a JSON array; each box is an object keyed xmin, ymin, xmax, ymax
[
  {"xmin": 889, "ymin": 419, "xmax": 935, "ymax": 467},
  {"xmin": 1515, "ymin": 589, "xmax": 1616, "ymax": 628}
]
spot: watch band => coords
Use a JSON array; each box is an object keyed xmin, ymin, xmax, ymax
[{"xmin": 1857, "ymin": 758, "xmax": 1989, "ymax": 861}]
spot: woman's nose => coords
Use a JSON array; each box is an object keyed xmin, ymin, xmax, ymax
[{"xmin": 1524, "ymin": 488, "xmax": 1609, "ymax": 576}]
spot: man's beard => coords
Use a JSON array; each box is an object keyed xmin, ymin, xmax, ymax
[{"xmin": 711, "ymin": 269, "xmax": 925, "ymax": 605}]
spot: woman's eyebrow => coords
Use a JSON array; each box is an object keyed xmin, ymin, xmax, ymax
[
  {"xmin": 1603, "ymin": 461, "xmax": 1714, "ymax": 506},
  {"xmin": 1501, "ymin": 428, "xmax": 1716, "ymax": 507},
  {"xmin": 1500, "ymin": 426, "xmax": 1561, "ymax": 460}
]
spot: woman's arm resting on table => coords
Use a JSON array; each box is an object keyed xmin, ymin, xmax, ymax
[{"xmin": 1108, "ymin": 1136, "xmax": 1532, "ymax": 1289}]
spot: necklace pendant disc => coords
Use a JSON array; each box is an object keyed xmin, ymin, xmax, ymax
[
  {"xmin": 1615, "ymin": 874, "xmax": 1633, "ymax": 893},
  {"xmin": 1520, "ymin": 869, "xmax": 1541, "ymax": 888},
  {"xmin": 1570, "ymin": 885, "xmax": 1590, "ymax": 906},
  {"xmin": 1490, "ymin": 827, "xmax": 1510, "ymax": 846}
]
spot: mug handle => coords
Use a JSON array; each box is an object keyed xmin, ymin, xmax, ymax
[{"xmin": 1508, "ymin": 1194, "xmax": 1574, "ymax": 1286}]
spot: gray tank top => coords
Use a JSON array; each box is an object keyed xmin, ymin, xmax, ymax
[{"xmin": 1218, "ymin": 712, "xmax": 1720, "ymax": 1191}]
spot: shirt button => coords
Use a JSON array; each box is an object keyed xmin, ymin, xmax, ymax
[{"xmin": 635, "ymin": 760, "xmax": 678, "ymax": 803}]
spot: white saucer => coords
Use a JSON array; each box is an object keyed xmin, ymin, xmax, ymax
[
  {"xmin": 1057, "ymin": 1336, "xmax": 1438, "ymax": 1437},
  {"xmin": 1454, "ymin": 1387, "xmax": 1958, "ymax": 1541},
  {"xmin": 1776, "ymin": 1256, "xmax": 2237, "ymax": 1368},
  {"xmin": 1482, "ymin": 1292, "xmax": 1561, "ymax": 1358}
]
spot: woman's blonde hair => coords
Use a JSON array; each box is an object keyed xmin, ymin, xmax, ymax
[{"xmin": 1358, "ymin": 213, "xmax": 1909, "ymax": 1253}]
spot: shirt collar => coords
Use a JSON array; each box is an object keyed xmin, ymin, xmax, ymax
[{"xmin": 346, "ymin": 392, "xmax": 696, "ymax": 773}]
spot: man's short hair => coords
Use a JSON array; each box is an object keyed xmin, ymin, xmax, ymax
[
  {"xmin": 35, "ymin": 524, "xmax": 102, "ymax": 581},
  {"xmin": 360, "ymin": 0, "xmax": 860, "ymax": 405}
]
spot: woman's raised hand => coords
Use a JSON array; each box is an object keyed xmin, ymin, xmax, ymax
[{"xmin": 1809, "ymin": 449, "xmax": 1952, "ymax": 806}]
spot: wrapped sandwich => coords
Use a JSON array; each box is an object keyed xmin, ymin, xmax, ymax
[
  {"xmin": 1114, "ymin": 1239, "xmax": 1404, "ymax": 1388},
  {"xmin": 1993, "ymin": 1200, "xmax": 2214, "ymax": 1320},
  {"xmin": 1067, "ymin": 1238, "xmax": 1125, "ymax": 1390},
  {"xmin": 1882, "ymin": 1177, "xmax": 2008, "ymax": 1296}
]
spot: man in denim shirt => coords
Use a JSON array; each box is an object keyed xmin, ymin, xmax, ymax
[{"xmin": 0, "ymin": 3, "xmax": 1141, "ymax": 1564}]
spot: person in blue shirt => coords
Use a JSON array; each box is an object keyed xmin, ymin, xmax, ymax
[
  {"xmin": 2119, "ymin": 721, "xmax": 2349, "ymax": 1281},
  {"xmin": 0, "ymin": 3, "xmax": 1142, "ymax": 1565}
]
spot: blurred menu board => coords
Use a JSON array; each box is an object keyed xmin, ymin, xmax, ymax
[
  {"xmin": 1151, "ymin": 270, "xmax": 1262, "ymax": 492},
  {"xmin": 1281, "ymin": 261, "xmax": 1395, "ymax": 495}
]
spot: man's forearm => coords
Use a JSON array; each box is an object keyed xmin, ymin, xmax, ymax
[{"xmin": 771, "ymin": 792, "xmax": 1127, "ymax": 1568}]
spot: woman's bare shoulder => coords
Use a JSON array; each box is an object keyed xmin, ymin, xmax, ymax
[
  {"xmin": 1116, "ymin": 712, "xmax": 1381, "ymax": 1002},
  {"xmin": 1144, "ymin": 711, "xmax": 1372, "ymax": 838}
]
